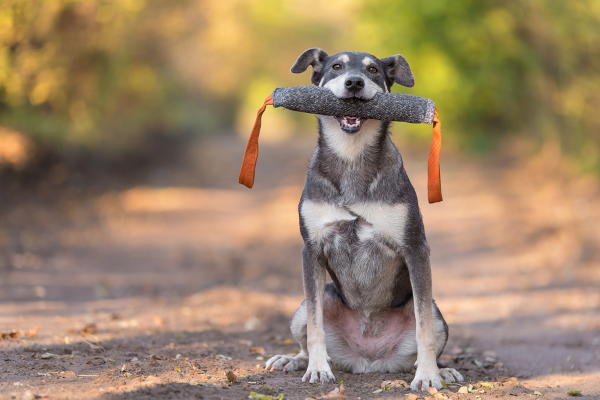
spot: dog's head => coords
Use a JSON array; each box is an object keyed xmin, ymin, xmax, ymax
[{"xmin": 291, "ymin": 48, "xmax": 415, "ymax": 134}]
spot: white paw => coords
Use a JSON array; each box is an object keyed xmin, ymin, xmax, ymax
[
  {"xmin": 265, "ymin": 355, "xmax": 302, "ymax": 372},
  {"xmin": 439, "ymin": 367, "xmax": 464, "ymax": 383},
  {"xmin": 302, "ymin": 362, "xmax": 335, "ymax": 384},
  {"xmin": 411, "ymin": 364, "xmax": 442, "ymax": 391}
]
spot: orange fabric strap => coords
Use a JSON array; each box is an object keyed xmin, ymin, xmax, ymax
[
  {"xmin": 238, "ymin": 94, "xmax": 273, "ymax": 188},
  {"xmin": 427, "ymin": 108, "xmax": 443, "ymax": 203}
]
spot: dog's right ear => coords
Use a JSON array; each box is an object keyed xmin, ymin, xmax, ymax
[{"xmin": 291, "ymin": 48, "xmax": 329, "ymax": 85}]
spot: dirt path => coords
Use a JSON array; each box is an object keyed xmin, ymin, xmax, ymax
[{"xmin": 0, "ymin": 134, "xmax": 599, "ymax": 399}]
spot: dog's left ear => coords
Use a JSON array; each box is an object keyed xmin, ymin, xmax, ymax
[
  {"xmin": 291, "ymin": 48, "xmax": 329, "ymax": 85},
  {"xmin": 380, "ymin": 54, "xmax": 415, "ymax": 88}
]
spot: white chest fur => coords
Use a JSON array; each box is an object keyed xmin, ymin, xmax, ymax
[
  {"xmin": 301, "ymin": 200, "xmax": 409, "ymax": 246},
  {"xmin": 319, "ymin": 116, "xmax": 383, "ymax": 160}
]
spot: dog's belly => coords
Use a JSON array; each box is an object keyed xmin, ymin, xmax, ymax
[{"xmin": 323, "ymin": 290, "xmax": 417, "ymax": 373}]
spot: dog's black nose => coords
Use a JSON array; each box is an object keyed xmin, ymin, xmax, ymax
[{"xmin": 345, "ymin": 76, "xmax": 364, "ymax": 93}]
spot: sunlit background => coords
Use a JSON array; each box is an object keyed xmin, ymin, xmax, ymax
[
  {"xmin": 1, "ymin": 0, "xmax": 599, "ymax": 166},
  {"xmin": 1, "ymin": 2, "xmax": 600, "ymax": 398}
]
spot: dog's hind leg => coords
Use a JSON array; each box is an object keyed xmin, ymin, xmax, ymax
[
  {"xmin": 265, "ymin": 300, "xmax": 310, "ymax": 372},
  {"xmin": 432, "ymin": 301, "xmax": 464, "ymax": 383}
]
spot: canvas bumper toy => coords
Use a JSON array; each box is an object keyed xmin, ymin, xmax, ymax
[{"xmin": 238, "ymin": 86, "xmax": 443, "ymax": 204}]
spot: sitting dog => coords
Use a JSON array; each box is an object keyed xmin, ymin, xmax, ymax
[{"xmin": 265, "ymin": 48, "xmax": 464, "ymax": 392}]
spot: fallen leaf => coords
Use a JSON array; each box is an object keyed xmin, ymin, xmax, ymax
[
  {"xmin": 0, "ymin": 330, "xmax": 20, "ymax": 339},
  {"xmin": 458, "ymin": 386, "xmax": 469, "ymax": 394},
  {"xmin": 406, "ymin": 394, "xmax": 418, "ymax": 400},
  {"xmin": 124, "ymin": 372, "xmax": 132, "ymax": 378},
  {"xmin": 440, "ymin": 381, "xmax": 448, "ymax": 389},
  {"xmin": 58, "ymin": 371, "xmax": 77, "ymax": 377},
  {"xmin": 83, "ymin": 340, "xmax": 104, "ymax": 351},
  {"xmin": 24, "ymin": 327, "xmax": 38, "ymax": 339},
  {"xmin": 121, "ymin": 364, "xmax": 127, "ymax": 372},
  {"xmin": 473, "ymin": 359, "xmax": 483, "ymax": 367},
  {"xmin": 256, "ymin": 356, "xmax": 265, "ymax": 361},
  {"xmin": 40, "ymin": 352, "xmax": 60, "ymax": 359},
  {"xmin": 315, "ymin": 384, "xmax": 347, "ymax": 399},
  {"xmin": 226, "ymin": 370, "xmax": 237, "ymax": 383},
  {"xmin": 79, "ymin": 323, "xmax": 98, "ymax": 335},
  {"xmin": 479, "ymin": 382, "xmax": 494, "ymax": 389},
  {"xmin": 250, "ymin": 392, "xmax": 274, "ymax": 400},
  {"xmin": 434, "ymin": 393, "xmax": 449, "ymax": 400},
  {"xmin": 495, "ymin": 362, "xmax": 505, "ymax": 368},
  {"xmin": 534, "ymin": 391, "xmax": 543, "ymax": 395},
  {"xmin": 425, "ymin": 386, "xmax": 438, "ymax": 395},
  {"xmin": 567, "ymin": 390, "xmax": 582, "ymax": 397},
  {"xmin": 174, "ymin": 367, "xmax": 181, "ymax": 372},
  {"xmin": 372, "ymin": 389, "xmax": 383, "ymax": 394},
  {"xmin": 380, "ymin": 380, "xmax": 409, "ymax": 389},
  {"xmin": 249, "ymin": 347, "xmax": 265, "ymax": 354},
  {"xmin": 152, "ymin": 354, "xmax": 163, "ymax": 360}
]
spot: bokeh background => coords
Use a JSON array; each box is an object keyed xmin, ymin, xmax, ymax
[
  {"xmin": 1, "ymin": 0, "xmax": 600, "ymax": 167},
  {"xmin": 0, "ymin": 2, "xmax": 600, "ymax": 399}
]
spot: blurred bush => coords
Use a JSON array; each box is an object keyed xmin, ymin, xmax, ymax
[{"xmin": 1, "ymin": 0, "xmax": 599, "ymax": 171}]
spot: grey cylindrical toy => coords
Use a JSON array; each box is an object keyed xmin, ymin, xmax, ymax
[
  {"xmin": 239, "ymin": 85, "xmax": 442, "ymax": 205},
  {"xmin": 272, "ymin": 86, "xmax": 435, "ymax": 124}
]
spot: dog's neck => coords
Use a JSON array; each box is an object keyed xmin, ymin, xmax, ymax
[
  {"xmin": 317, "ymin": 116, "xmax": 389, "ymax": 162},
  {"xmin": 313, "ymin": 116, "xmax": 400, "ymax": 200}
]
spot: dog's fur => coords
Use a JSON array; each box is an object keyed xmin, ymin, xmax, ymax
[{"xmin": 265, "ymin": 48, "xmax": 463, "ymax": 391}]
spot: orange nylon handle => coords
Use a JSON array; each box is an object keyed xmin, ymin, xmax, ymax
[
  {"xmin": 427, "ymin": 108, "xmax": 443, "ymax": 203},
  {"xmin": 239, "ymin": 94, "xmax": 274, "ymax": 188}
]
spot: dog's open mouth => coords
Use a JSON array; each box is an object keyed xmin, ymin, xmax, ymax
[{"xmin": 334, "ymin": 116, "xmax": 364, "ymax": 134}]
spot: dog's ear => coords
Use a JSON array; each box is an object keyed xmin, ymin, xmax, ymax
[
  {"xmin": 380, "ymin": 54, "xmax": 415, "ymax": 88},
  {"xmin": 291, "ymin": 48, "xmax": 329, "ymax": 85}
]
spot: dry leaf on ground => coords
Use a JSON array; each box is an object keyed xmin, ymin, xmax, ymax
[
  {"xmin": 24, "ymin": 327, "xmax": 38, "ymax": 338},
  {"xmin": 315, "ymin": 384, "xmax": 347, "ymax": 399},
  {"xmin": 0, "ymin": 330, "xmax": 20, "ymax": 339},
  {"xmin": 380, "ymin": 380, "xmax": 409, "ymax": 389},
  {"xmin": 83, "ymin": 339, "xmax": 104, "ymax": 350},
  {"xmin": 458, "ymin": 386, "xmax": 469, "ymax": 394},
  {"xmin": 79, "ymin": 323, "xmax": 98, "ymax": 335},
  {"xmin": 40, "ymin": 352, "xmax": 60, "ymax": 359},
  {"xmin": 406, "ymin": 394, "xmax": 419, "ymax": 400},
  {"xmin": 425, "ymin": 386, "xmax": 438, "ymax": 395},
  {"xmin": 249, "ymin": 347, "xmax": 265, "ymax": 354},
  {"xmin": 226, "ymin": 370, "xmax": 237, "ymax": 383}
]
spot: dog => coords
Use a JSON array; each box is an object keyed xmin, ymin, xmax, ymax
[{"xmin": 265, "ymin": 48, "xmax": 464, "ymax": 392}]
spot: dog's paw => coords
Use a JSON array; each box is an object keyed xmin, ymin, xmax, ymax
[
  {"xmin": 302, "ymin": 362, "xmax": 336, "ymax": 384},
  {"xmin": 265, "ymin": 354, "xmax": 304, "ymax": 372},
  {"xmin": 439, "ymin": 368, "xmax": 464, "ymax": 383},
  {"xmin": 411, "ymin": 364, "xmax": 442, "ymax": 391}
]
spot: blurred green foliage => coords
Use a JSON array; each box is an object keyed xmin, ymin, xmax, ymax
[{"xmin": 1, "ymin": 0, "xmax": 599, "ymax": 170}]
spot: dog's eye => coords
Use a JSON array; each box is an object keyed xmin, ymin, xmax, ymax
[
  {"xmin": 369, "ymin": 67, "xmax": 378, "ymax": 73},
  {"xmin": 332, "ymin": 64, "xmax": 342, "ymax": 70}
]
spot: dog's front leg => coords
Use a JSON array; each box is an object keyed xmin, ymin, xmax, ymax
[
  {"xmin": 406, "ymin": 246, "xmax": 442, "ymax": 391},
  {"xmin": 301, "ymin": 245, "xmax": 335, "ymax": 384}
]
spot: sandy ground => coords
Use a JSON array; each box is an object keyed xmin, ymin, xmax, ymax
[{"xmin": 0, "ymin": 133, "xmax": 599, "ymax": 400}]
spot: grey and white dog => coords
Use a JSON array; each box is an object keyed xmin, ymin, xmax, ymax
[{"xmin": 265, "ymin": 48, "xmax": 464, "ymax": 392}]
